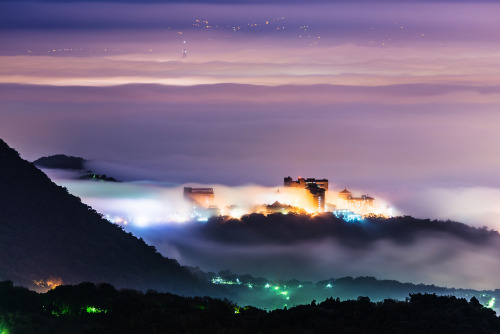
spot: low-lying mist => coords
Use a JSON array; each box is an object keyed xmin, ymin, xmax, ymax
[
  {"xmin": 130, "ymin": 214, "xmax": 500, "ymax": 290},
  {"xmin": 44, "ymin": 170, "xmax": 500, "ymax": 291}
]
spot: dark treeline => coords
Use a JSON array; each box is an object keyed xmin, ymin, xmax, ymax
[
  {"xmin": 1, "ymin": 280, "xmax": 499, "ymax": 334},
  {"xmin": 190, "ymin": 269, "xmax": 500, "ymax": 311},
  {"xmin": 196, "ymin": 213, "xmax": 498, "ymax": 248}
]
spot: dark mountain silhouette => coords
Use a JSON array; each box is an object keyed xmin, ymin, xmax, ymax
[
  {"xmin": 0, "ymin": 139, "xmax": 213, "ymax": 296},
  {"xmin": 33, "ymin": 154, "xmax": 86, "ymax": 170},
  {"xmin": 33, "ymin": 154, "xmax": 119, "ymax": 182}
]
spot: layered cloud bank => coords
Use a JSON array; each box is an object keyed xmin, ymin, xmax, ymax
[
  {"xmin": 2, "ymin": 42, "xmax": 500, "ymax": 88},
  {"xmin": 131, "ymin": 214, "xmax": 500, "ymax": 290},
  {"xmin": 4, "ymin": 80, "xmax": 500, "ymax": 229},
  {"xmin": 39, "ymin": 174, "xmax": 500, "ymax": 290}
]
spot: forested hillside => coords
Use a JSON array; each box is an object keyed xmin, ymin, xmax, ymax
[
  {"xmin": 0, "ymin": 139, "xmax": 211, "ymax": 296},
  {"xmin": 1, "ymin": 281, "xmax": 498, "ymax": 334}
]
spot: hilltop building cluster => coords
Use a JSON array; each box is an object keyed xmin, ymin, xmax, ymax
[
  {"xmin": 183, "ymin": 176, "xmax": 378, "ymax": 222},
  {"xmin": 283, "ymin": 176, "xmax": 374, "ymax": 220}
]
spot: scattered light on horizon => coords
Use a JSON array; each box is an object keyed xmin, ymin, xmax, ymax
[{"xmin": 48, "ymin": 174, "xmax": 393, "ymax": 227}]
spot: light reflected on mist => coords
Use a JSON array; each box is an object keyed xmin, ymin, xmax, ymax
[
  {"xmin": 44, "ymin": 169, "xmax": 392, "ymax": 227},
  {"xmin": 41, "ymin": 170, "xmax": 500, "ymax": 290}
]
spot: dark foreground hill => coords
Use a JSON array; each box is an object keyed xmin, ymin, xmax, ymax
[
  {"xmin": 1, "ymin": 281, "xmax": 499, "ymax": 334},
  {"xmin": 0, "ymin": 139, "xmax": 212, "ymax": 296}
]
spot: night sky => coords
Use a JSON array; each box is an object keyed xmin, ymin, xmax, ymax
[{"xmin": 1, "ymin": 1, "xmax": 500, "ymax": 226}]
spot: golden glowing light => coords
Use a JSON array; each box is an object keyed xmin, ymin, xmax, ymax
[{"xmin": 33, "ymin": 277, "xmax": 63, "ymax": 292}]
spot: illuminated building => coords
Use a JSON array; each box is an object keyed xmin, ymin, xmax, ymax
[
  {"xmin": 284, "ymin": 176, "xmax": 305, "ymax": 188},
  {"xmin": 337, "ymin": 188, "xmax": 374, "ymax": 215},
  {"xmin": 338, "ymin": 188, "xmax": 352, "ymax": 201},
  {"xmin": 284, "ymin": 176, "xmax": 328, "ymax": 190},
  {"xmin": 284, "ymin": 176, "xmax": 328, "ymax": 212},
  {"xmin": 184, "ymin": 187, "xmax": 219, "ymax": 221},
  {"xmin": 184, "ymin": 187, "xmax": 214, "ymax": 208}
]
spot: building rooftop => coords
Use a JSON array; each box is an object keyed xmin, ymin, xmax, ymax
[{"xmin": 339, "ymin": 188, "xmax": 351, "ymax": 194}]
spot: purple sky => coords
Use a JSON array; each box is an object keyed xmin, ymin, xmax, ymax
[{"xmin": 1, "ymin": 1, "xmax": 500, "ymax": 226}]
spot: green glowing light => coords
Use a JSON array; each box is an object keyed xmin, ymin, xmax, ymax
[
  {"xmin": 85, "ymin": 306, "xmax": 107, "ymax": 314},
  {"xmin": 298, "ymin": 284, "xmax": 303, "ymax": 288},
  {"xmin": 265, "ymin": 283, "xmax": 270, "ymax": 288},
  {"xmin": 326, "ymin": 284, "xmax": 332, "ymax": 288},
  {"xmin": 487, "ymin": 297, "xmax": 496, "ymax": 309},
  {"xmin": 0, "ymin": 316, "xmax": 9, "ymax": 334},
  {"xmin": 234, "ymin": 307, "xmax": 240, "ymax": 314},
  {"xmin": 247, "ymin": 283, "xmax": 253, "ymax": 289},
  {"xmin": 51, "ymin": 305, "xmax": 70, "ymax": 316},
  {"xmin": 274, "ymin": 286, "xmax": 279, "ymax": 290},
  {"xmin": 280, "ymin": 291, "xmax": 288, "ymax": 296},
  {"xmin": 0, "ymin": 324, "xmax": 9, "ymax": 334}
]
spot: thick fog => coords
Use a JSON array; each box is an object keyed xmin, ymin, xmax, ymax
[
  {"xmin": 131, "ymin": 216, "xmax": 500, "ymax": 290},
  {"xmin": 40, "ymin": 172, "xmax": 500, "ymax": 291}
]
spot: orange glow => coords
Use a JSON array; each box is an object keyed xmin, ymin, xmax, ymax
[{"xmin": 33, "ymin": 277, "xmax": 63, "ymax": 292}]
